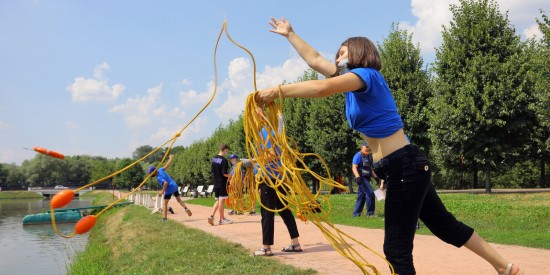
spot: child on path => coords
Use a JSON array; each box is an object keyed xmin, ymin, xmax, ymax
[{"xmin": 148, "ymin": 154, "xmax": 192, "ymax": 221}]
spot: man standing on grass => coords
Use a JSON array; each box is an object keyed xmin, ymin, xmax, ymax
[
  {"xmin": 148, "ymin": 154, "xmax": 192, "ymax": 222},
  {"xmin": 208, "ymin": 144, "xmax": 233, "ymax": 225},
  {"xmin": 352, "ymin": 141, "xmax": 375, "ymax": 217}
]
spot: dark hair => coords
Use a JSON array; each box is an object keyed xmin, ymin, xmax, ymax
[
  {"xmin": 220, "ymin": 144, "xmax": 230, "ymax": 151},
  {"xmin": 335, "ymin": 37, "xmax": 382, "ymax": 71}
]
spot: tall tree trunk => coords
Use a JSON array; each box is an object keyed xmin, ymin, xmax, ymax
[
  {"xmin": 473, "ymin": 165, "xmax": 478, "ymax": 189},
  {"xmin": 311, "ymin": 178, "xmax": 318, "ymax": 194},
  {"xmin": 541, "ymin": 155, "xmax": 546, "ymax": 188},
  {"xmin": 484, "ymin": 164, "xmax": 492, "ymax": 193}
]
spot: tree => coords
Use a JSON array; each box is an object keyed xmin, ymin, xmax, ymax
[
  {"xmin": 133, "ymin": 145, "xmax": 164, "ymax": 163},
  {"xmin": 528, "ymin": 10, "xmax": 550, "ymax": 187},
  {"xmin": 379, "ymin": 23, "xmax": 432, "ymax": 154},
  {"xmin": 429, "ymin": 0, "xmax": 535, "ymax": 191},
  {"xmin": 113, "ymin": 158, "xmax": 145, "ymax": 190},
  {"xmin": 0, "ymin": 164, "xmax": 8, "ymax": 189}
]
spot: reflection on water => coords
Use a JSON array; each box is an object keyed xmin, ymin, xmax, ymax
[{"xmin": 0, "ymin": 198, "xmax": 91, "ymax": 275}]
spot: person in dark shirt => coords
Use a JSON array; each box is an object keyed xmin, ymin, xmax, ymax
[{"xmin": 208, "ymin": 144, "xmax": 233, "ymax": 225}]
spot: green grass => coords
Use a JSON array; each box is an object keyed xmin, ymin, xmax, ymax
[
  {"xmin": 69, "ymin": 192, "xmax": 315, "ymax": 275},
  {"xmin": 0, "ymin": 190, "xmax": 44, "ymax": 199},
  {"xmin": 186, "ymin": 192, "xmax": 550, "ymax": 250}
]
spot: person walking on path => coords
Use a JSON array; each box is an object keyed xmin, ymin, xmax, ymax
[
  {"xmin": 209, "ymin": 144, "xmax": 233, "ymax": 225},
  {"xmin": 255, "ymin": 16, "xmax": 521, "ymax": 275},
  {"xmin": 148, "ymin": 154, "xmax": 192, "ymax": 221},
  {"xmin": 352, "ymin": 141, "xmax": 375, "ymax": 217}
]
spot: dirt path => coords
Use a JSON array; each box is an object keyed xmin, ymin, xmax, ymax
[{"xmin": 164, "ymin": 199, "xmax": 549, "ymax": 274}]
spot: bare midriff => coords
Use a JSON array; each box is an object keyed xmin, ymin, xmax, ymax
[{"xmin": 363, "ymin": 128, "xmax": 410, "ymax": 163}]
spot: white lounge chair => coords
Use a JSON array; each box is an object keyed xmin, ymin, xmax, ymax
[
  {"xmin": 180, "ymin": 185, "xmax": 189, "ymax": 196},
  {"xmin": 196, "ymin": 185, "xmax": 204, "ymax": 197},
  {"xmin": 204, "ymin": 185, "xmax": 214, "ymax": 197}
]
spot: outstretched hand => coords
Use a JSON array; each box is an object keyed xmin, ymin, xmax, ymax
[
  {"xmin": 254, "ymin": 87, "xmax": 277, "ymax": 106},
  {"xmin": 269, "ymin": 17, "xmax": 293, "ymax": 37}
]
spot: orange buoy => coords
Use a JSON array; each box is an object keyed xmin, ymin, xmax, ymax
[
  {"xmin": 33, "ymin": 146, "xmax": 65, "ymax": 160},
  {"xmin": 50, "ymin": 190, "xmax": 75, "ymax": 208},
  {"xmin": 297, "ymin": 212, "xmax": 307, "ymax": 222},
  {"xmin": 225, "ymin": 197, "xmax": 232, "ymax": 208},
  {"xmin": 74, "ymin": 215, "xmax": 97, "ymax": 234}
]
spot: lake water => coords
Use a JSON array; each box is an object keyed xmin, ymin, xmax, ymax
[{"xmin": 0, "ymin": 198, "xmax": 91, "ymax": 275}]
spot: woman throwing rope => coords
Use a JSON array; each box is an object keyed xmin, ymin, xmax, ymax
[{"xmin": 255, "ymin": 17, "xmax": 521, "ymax": 275}]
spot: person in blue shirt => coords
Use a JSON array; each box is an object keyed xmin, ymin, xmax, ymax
[
  {"xmin": 352, "ymin": 141, "xmax": 375, "ymax": 217},
  {"xmin": 254, "ymin": 17, "xmax": 521, "ymax": 275},
  {"xmin": 148, "ymin": 154, "xmax": 192, "ymax": 221}
]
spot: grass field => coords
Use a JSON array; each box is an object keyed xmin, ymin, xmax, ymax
[
  {"xmin": 186, "ymin": 192, "xmax": 550, "ymax": 250},
  {"xmin": 69, "ymin": 191, "xmax": 315, "ymax": 275},
  {"xmin": 0, "ymin": 190, "xmax": 44, "ymax": 199}
]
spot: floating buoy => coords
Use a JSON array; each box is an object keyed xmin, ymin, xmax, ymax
[
  {"xmin": 33, "ymin": 146, "xmax": 65, "ymax": 160},
  {"xmin": 50, "ymin": 190, "xmax": 75, "ymax": 209},
  {"xmin": 74, "ymin": 215, "xmax": 97, "ymax": 234}
]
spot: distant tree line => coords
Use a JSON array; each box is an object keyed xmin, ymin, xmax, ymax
[{"xmin": 0, "ymin": 0, "xmax": 547, "ymax": 192}]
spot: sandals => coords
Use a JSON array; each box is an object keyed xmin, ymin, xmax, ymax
[
  {"xmin": 253, "ymin": 248, "xmax": 273, "ymax": 257},
  {"xmin": 281, "ymin": 244, "xmax": 303, "ymax": 252},
  {"xmin": 499, "ymin": 263, "xmax": 522, "ymax": 275}
]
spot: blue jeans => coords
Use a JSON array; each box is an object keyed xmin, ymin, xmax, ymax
[
  {"xmin": 374, "ymin": 145, "xmax": 474, "ymax": 275},
  {"xmin": 352, "ymin": 177, "xmax": 375, "ymax": 216}
]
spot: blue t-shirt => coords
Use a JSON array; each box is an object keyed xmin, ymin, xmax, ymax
[
  {"xmin": 260, "ymin": 128, "xmax": 282, "ymax": 179},
  {"xmin": 155, "ymin": 167, "xmax": 178, "ymax": 194},
  {"xmin": 345, "ymin": 68, "xmax": 404, "ymax": 138},
  {"xmin": 352, "ymin": 151, "xmax": 373, "ymax": 178}
]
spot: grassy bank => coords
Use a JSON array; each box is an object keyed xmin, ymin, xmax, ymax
[
  {"xmin": 0, "ymin": 190, "xmax": 44, "ymax": 199},
  {"xmin": 69, "ymin": 191, "xmax": 314, "ymax": 275},
  {"xmin": 187, "ymin": 192, "xmax": 550, "ymax": 250}
]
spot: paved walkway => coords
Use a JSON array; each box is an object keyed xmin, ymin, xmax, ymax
[{"xmin": 163, "ymin": 198, "xmax": 549, "ymax": 274}]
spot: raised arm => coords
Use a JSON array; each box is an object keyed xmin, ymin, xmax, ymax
[
  {"xmin": 163, "ymin": 154, "xmax": 174, "ymax": 170},
  {"xmin": 269, "ymin": 17, "xmax": 337, "ymax": 78}
]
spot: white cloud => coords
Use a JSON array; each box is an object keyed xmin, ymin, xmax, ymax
[
  {"xmin": 67, "ymin": 62, "xmax": 125, "ymax": 102},
  {"xmin": 179, "ymin": 89, "xmax": 213, "ymax": 107},
  {"xmin": 399, "ymin": 0, "xmax": 549, "ymax": 55},
  {"xmin": 110, "ymin": 84, "xmax": 184, "ymax": 129},
  {"xmin": 213, "ymin": 56, "xmax": 308, "ymax": 120},
  {"xmin": 523, "ymin": 23, "xmax": 543, "ymax": 40},
  {"xmin": 148, "ymin": 116, "xmax": 207, "ymax": 146},
  {"xmin": 398, "ymin": 0, "xmax": 457, "ymax": 54}
]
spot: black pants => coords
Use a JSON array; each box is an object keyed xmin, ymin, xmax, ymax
[
  {"xmin": 259, "ymin": 184, "xmax": 300, "ymax": 245},
  {"xmin": 374, "ymin": 145, "xmax": 474, "ymax": 275}
]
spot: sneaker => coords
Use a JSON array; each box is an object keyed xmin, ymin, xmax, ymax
[
  {"xmin": 168, "ymin": 207, "xmax": 175, "ymax": 214},
  {"xmin": 248, "ymin": 211, "xmax": 256, "ymax": 215},
  {"xmin": 236, "ymin": 211, "xmax": 244, "ymax": 215},
  {"xmin": 208, "ymin": 216, "xmax": 214, "ymax": 225},
  {"xmin": 219, "ymin": 218, "xmax": 233, "ymax": 225},
  {"xmin": 161, "ymin": 218, "xmax": 168, "ymax": 222},
  {"xmin": 228, "ymin": 210, "xmax": 235, "ymax": 215}
]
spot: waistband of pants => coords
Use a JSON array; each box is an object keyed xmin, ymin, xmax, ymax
[{"xmin": 373, "ymin": 144, "xmax": 416, "ymax": 169}]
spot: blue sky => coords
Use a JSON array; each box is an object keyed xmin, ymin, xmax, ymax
[{"xmin": 1, "ymin": 0, "xmax": 548, "ymax": 165}]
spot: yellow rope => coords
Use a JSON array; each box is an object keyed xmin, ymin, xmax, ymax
[
  {"xmin": 243, "ymin": 95, "xmax": 394, "ymax": 274},
  {"xmin": 227, "ymin": 161, "xmax": 256, "ymax": 213}
]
